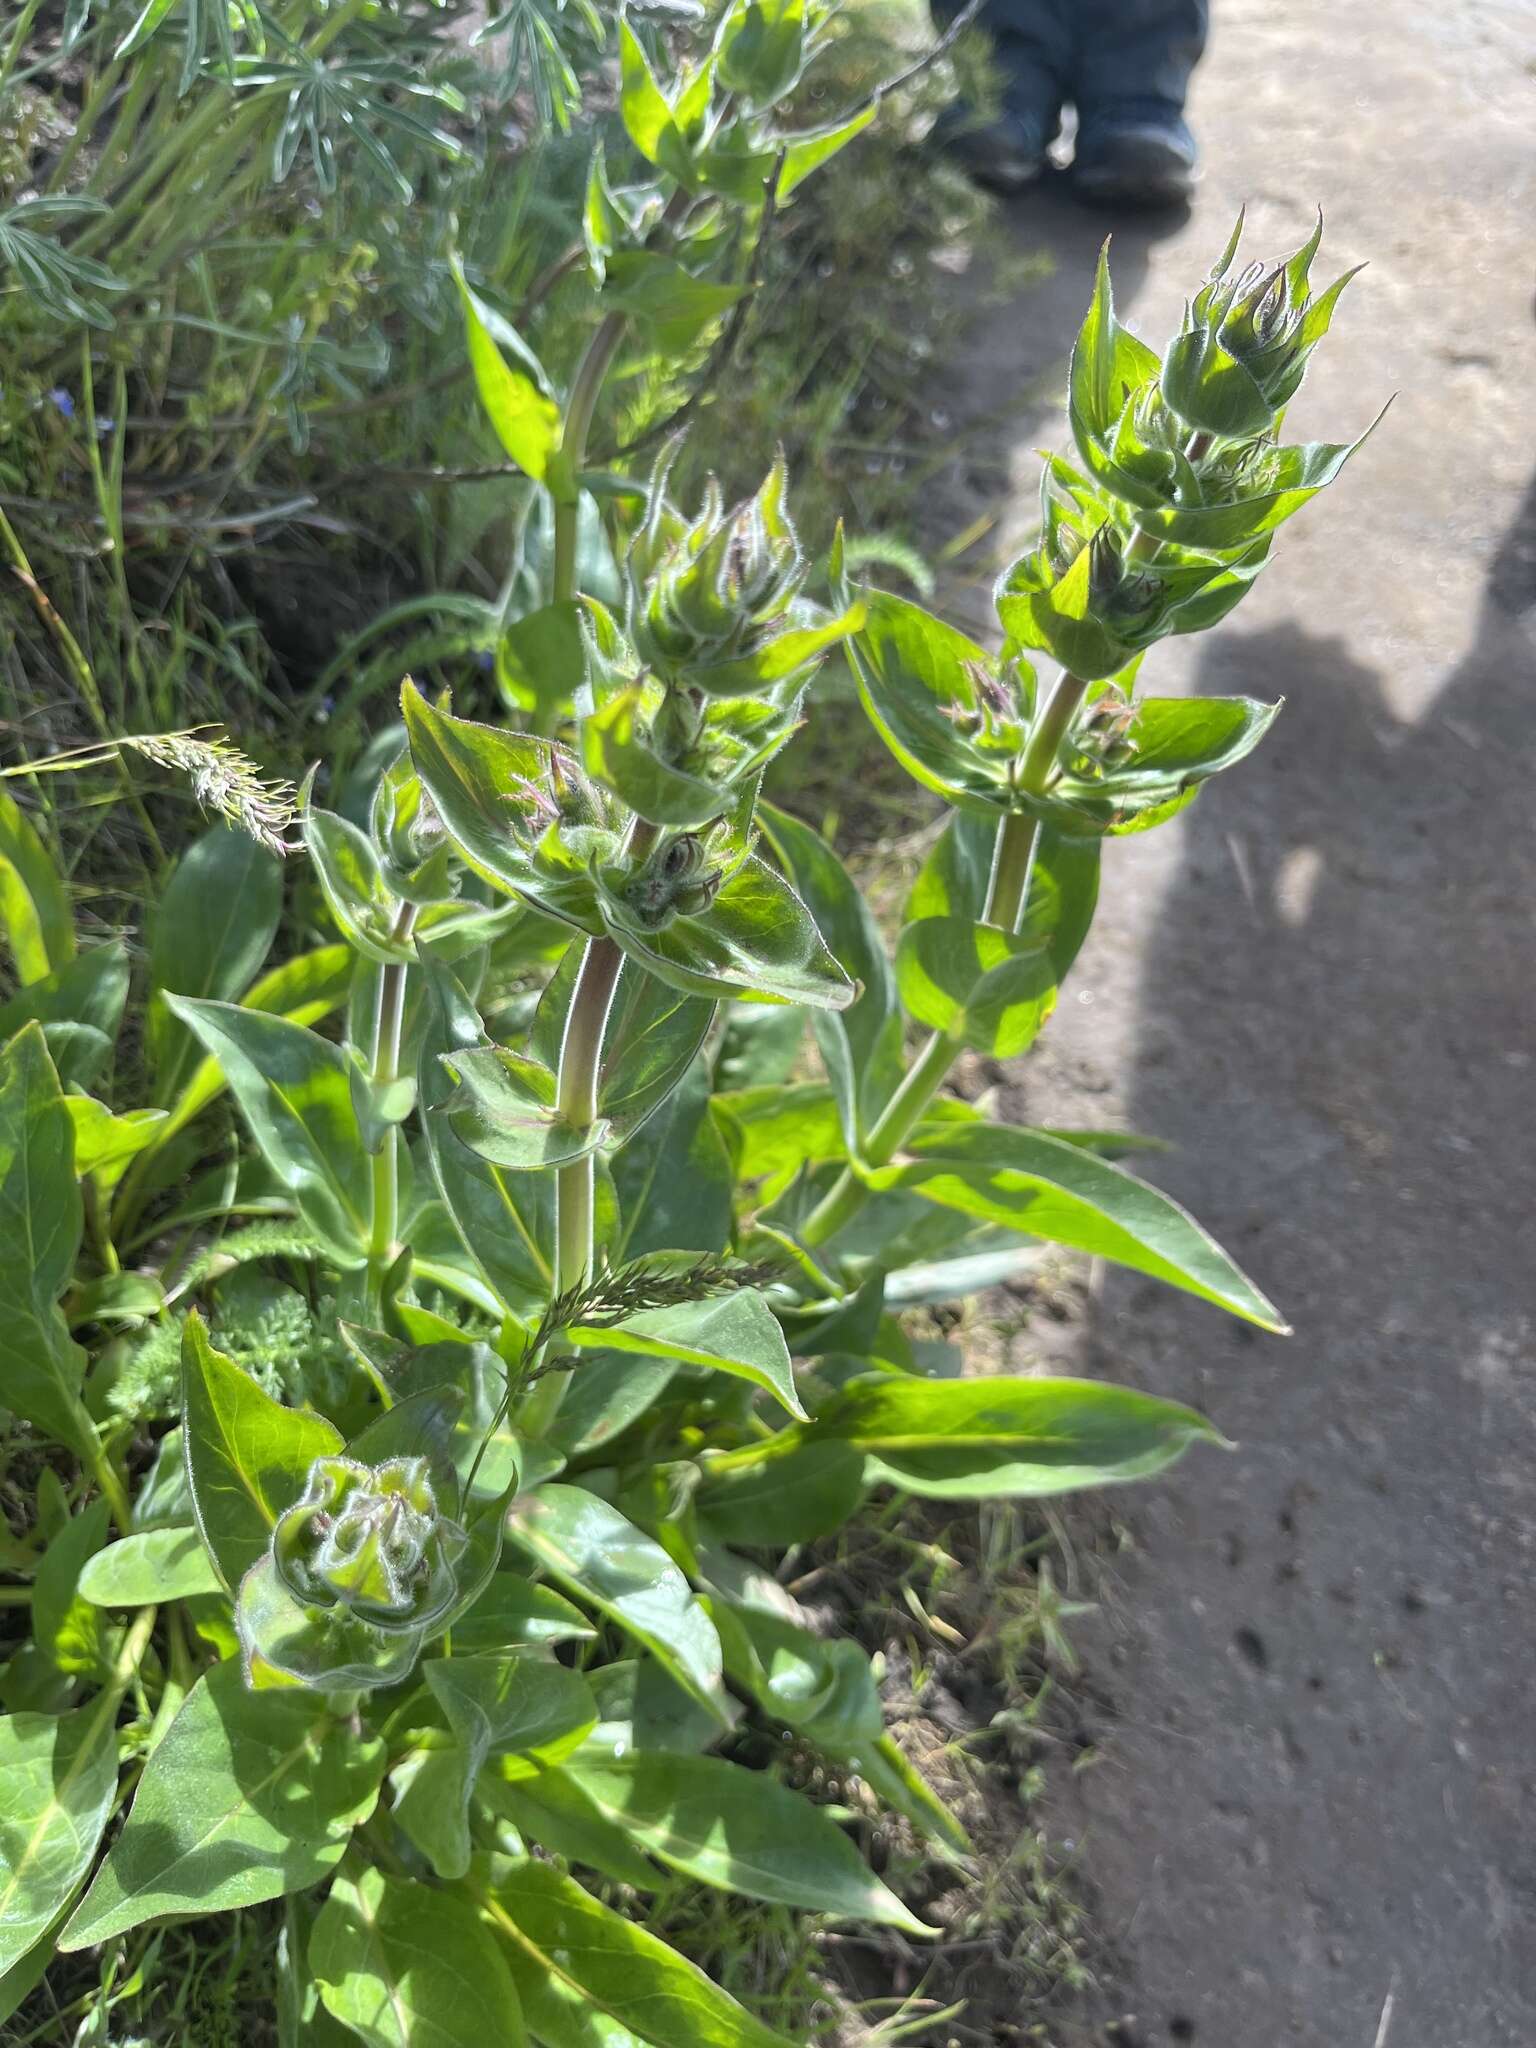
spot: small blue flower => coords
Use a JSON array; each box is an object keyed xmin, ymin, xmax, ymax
[
  {"xmin": 49, "ymin": 388, "xmax": 75, "ymax": 420},
  {"xmin": 475, "ymin": 649, "xmax": 495, "ymax": 673}
]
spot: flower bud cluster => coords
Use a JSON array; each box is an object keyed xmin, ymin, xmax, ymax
[
  {"xmin": 614, "ymin": 829, "xmax": 726, "ymax": 932},
  {"xmin": 1160, "ymin": 212, "xmax": 1360, "ymax": 440},
  {"xmin": 272, "ymin": 1454, "xmax": 465, "ymax": 1635},
  {"xmin": 627, "ymin": 454, "xmax": 808, "ymax": 690}
]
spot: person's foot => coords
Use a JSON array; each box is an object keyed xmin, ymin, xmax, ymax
[
  {"xmin": 931, "ymin": 102, "xmax": 1056, "ymax": 197},
  {"xmin": 1072, "ymin": 111, "xmax": 1197, "ymax": 209}
]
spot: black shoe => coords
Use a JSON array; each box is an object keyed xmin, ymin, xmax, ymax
[
  {"xmin": 1072, "ymin": 113, "xmax": 1197, "ymax": 209},
  {"xmin": 932, "ymin": 103, "xmax": 1055, "ymax": 197}
]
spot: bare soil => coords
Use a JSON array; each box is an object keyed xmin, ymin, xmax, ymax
[{"xmin": 920, "ymin": 2, "xmax": 1536, "ymax": 2042}]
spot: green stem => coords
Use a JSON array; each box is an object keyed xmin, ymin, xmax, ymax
[
  {"xmin": 521, "ymin": 820, "xmax": 659, "ymax": 1438},
  {"xmin": 548, "ymin": 184, "xmax": 693, "ymax": 609},
  {"xmin": 518, "ymin": 938, "xmax": 625, "ymax": 1442},
  {"xmin": 552, "ymin": 936, "xmax": 624, "ymax": 1288},
  {"xmin": 86, "ymin": 1430, "xmax": 134, "ymax": 1533},
  {"xmin": 551, "ymin": 310, "xmax": 629, "ymax": 607},
  {"xmin": 368, "ymin": 905, "xmax": 419, "ymax": 1279},
  {"xmin": 0, "ymin": 0, "xmax": 46, "ymax": 103},
  {"xmin": 799, "ymin": 736, "xmax": 1073, "ymax": 1254}
]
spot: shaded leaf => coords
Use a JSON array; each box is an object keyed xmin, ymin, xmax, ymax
[
  {"xmin": 313, "ymin": 1867, "xmax": 526, "ymax": 2048},
  {"xmin": 490, "ymin": 1857, "xmax": 800, "ymax": 2048},
  {"xmin": 60, "ymin": 1662, "xmax": 386, "ymax": 1949},
  {"xmin": 77, "ymin": 1526, "xmax": 223, "ymax": 1605}
]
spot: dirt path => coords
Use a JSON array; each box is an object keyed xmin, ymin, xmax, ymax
[{"xmin": 932, "ymin": 4, "xmax": 1536, "ymax": 2042}]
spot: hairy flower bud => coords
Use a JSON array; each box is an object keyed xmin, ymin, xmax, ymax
[
  {"xmin": 272, "ymin": 1454, "xmax": 465, "ymax": 1635},
  {"xmin": 623, "ymin": 448, "xmax": 859, "ymax": 699},
  {"xmin": 1160, "ymin": 212, "xmax": 1361, "ymax": 441},
  {"xmin": 615, "ymin": 830, "xmax": 724, "ymax": 931}
]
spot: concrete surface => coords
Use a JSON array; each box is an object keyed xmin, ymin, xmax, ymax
[{"xmin": 934, "ymin": 2, "xmax": 1536, "ymax": 2041}]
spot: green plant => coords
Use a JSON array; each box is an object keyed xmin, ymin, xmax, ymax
[
  {"xmin": 3, "ymin": 0, "xmax": 987, "ymax": 782},
  {"xmin": 0, "ymin": 25, "xmax": 1375, "ymax": 2036}
]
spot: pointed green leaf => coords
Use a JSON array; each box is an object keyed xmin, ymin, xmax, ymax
[
  {"xmin": 77, "ymin": 1525, "xmax": 223, "ymax": 1605},
  {"xmin": 556, "ymin": 1751, "xmax": 930, "ymax": 1932},
  {"xmin": 895, "ymin": 916, "xmax": 1057, "ymax": 1056},
  {"xmin": 452, "ymin": 254, "xmax": 562, "ymax": 487},
  {"xmin": 1068, "ymin": 240, "xmax": 1162, "ymax": 447},
  {"xmin": 402, "ymin": 680, "xmax": 595, "ymax": 926},
  {"xmin": 419, "ymin": 961, "xmax": 555, "ymax": 1314},
  {"xmin": 151, "ymin": 942, "xmax": 354, "ymax": 1158},
  {"xmin": 0, "ymin": 1703, "xmax": 120, "ymax": 1971},
  {"xmin": 449, "ymin": 1574, "xmax": 595, "ymax": 1655},
  {"xmin": 149, "ymin": 823, "xmax": 283, "ymax": 1102},
  {"xmin": 0, "ymin": 790, "xmax": 72, "ymax": 986},
  {"xmin": 793, "ymin": 1371, "xmax": 1221, "ymax": 1496},
  {"xmin": 758, "ymin": 803, "xmax": 902, "ymax": 1149},
  {"xmin": 777, "ymin": 101, "xmax": 876, "ymax": 201},
  {"xmin": 847, "ymin": 590, "xmax": 1010, "ymax": 812},
  {"xmin": 572, "ymin": 1289, "xmax": 804, "ymax": 1420},
  {"xmin": 490, "ymin": 1857, "xmax": 801, "ymax": 2048},
  {"xmin": 411, "ymin": 1656, "xmax": 597, "ymax": 1876},
  {"xmin": 182, "ymin": 1312, "xmax": 343, "ymax": 1590},
  {"xmin": 603, "ymin": 853, "xmax": 853, "ymax": 1012},
  {"xmin": 163, "ymin": 998, "xmax": 372, "ymax": 1266},
  {"xmin": 0, "ymin": 942, "xmax": 128, "ymax": 1093},
  {"xmin": 505, "ymin": 1487, "xmax": 728, "ymax": 1724},
  {"xmin": 618, "ymin": 19, "xmax": 681, "ymax": 164},
  {"xmin": 0, "ymin": 1022, "xmax": 95, "ymax": 1456},
  {"xmin": 859, "ymin": 1121, "xmax": 1286, "ymax": 1329},
  {"xmin": 32, "ymin": 1498, "xmax": 112, "ymax": 1681},
  {"xmin": 312, "ymin": 1867, "xmax": 526, "ymax": 2048},
  {"xmin": 59, "ymin": 1662, "xmax": 386, "ymax": 1949}
]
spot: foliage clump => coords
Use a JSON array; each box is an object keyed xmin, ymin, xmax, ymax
[{"xmin": 0, "ymin": 4, "xmax": 1376, "ymax": 2042}]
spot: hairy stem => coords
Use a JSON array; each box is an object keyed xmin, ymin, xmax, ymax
[
  {"xmin": 522, "ymin": 820, "xmax": 659, "ymax": 1437},
  {"xmin": 517, "ymin": 937, "xmax": 625, "ymax": 1441},
  {"xmin": 551, "ymin": 311, "xmax": 628, "ymax": 608},
  {"xmin": 798, "ymin": 687, "xmax": 1089, "ymax": 1255},
  {"xmin": 367, "ymin": 905, "xmax": 419, "ymax": 1278},
  {"xmin": 549, "ymin": 183, "xmax": 693, "ymax": 607}
]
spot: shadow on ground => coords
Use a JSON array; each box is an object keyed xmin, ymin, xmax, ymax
[{"xmin": 1061, "ymin": 462, "xmax": 1536, "ymax": 2047}]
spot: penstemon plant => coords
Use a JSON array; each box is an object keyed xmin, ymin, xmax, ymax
[{"xmin": 0, "ymin": 9, "xmax": 1379, "ymax": 2037}]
